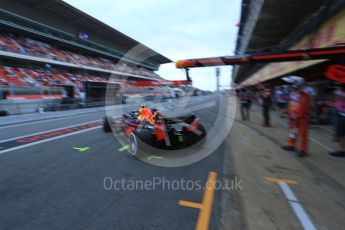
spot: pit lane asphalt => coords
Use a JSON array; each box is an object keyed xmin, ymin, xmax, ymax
[{"xmin": 0, "ymin": 95, "xmax": 232, "ymax": 230}]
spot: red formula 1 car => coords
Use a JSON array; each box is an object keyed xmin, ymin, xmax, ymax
[{"xmin": 103, "ymin": 106, "xmax": 206, "ymax": 156}]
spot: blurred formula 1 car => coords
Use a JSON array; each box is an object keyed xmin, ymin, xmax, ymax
[{"xmin": 103, "ymin": 106, "xmax": 206, "ymax": 156}]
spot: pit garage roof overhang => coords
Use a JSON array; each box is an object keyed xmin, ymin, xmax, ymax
[
  {"xmin": 238, "ymin": 1, "xmax": 345, "ymax": 86},
  {"xmin": 234, "ymin": 0, "xmax": 326, "ymax": 83}
]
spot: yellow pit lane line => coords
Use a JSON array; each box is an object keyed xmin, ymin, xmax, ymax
[
  {"xmin": 266, "ymin": 176, "xmax": 298, "ymax": 185},
  {"xmin": 179, "ymin": 171, "xmax": 217, "ymax": 230}
]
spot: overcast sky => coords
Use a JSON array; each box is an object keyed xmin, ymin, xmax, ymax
[{"xmin": 64, "ymin": 0, "xmax": 241, "ymax": 91}]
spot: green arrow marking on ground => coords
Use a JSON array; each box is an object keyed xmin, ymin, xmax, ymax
[
  {"xmin": 73, "ymin": 147, "xmax": 90, "ymax": 152},
  {"xmin": 147, "ymin": 156, "xmax": 164, "ymax": 160},
  {"xmin": 118, "ymin": 145, "xmax": 129, "ymax": 152}
]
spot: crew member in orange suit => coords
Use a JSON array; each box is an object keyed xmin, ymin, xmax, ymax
[{"xmin": 282, "ymin": 82, "xmax": 314, "ymax": 157}]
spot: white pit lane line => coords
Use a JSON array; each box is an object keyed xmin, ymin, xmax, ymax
[
  {"xmin": 0, "ymin": 121, "xmax": 102, "ymax": 155},
  {"xmin": 0, "ymin": 108, "xmax": 106, "ymax": 130},
  {"xmin": 278, "ymin": 182, "xmax": 317, "ymax": 230},
  {"xmin": 0, "ymin": 120, "xmax": 102, "ymax": 143},
  {"xmin": 0, "ymin": 116, "xmax": 70, "ymax": 130}
]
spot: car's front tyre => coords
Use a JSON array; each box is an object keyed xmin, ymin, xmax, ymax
[
  {"xmin": 129, "ymin": 130, "xmax": 155, "ymax": 156},
  {"xmin": 129, "ymin": 132, "xmax": 139, "ymax": 156}
]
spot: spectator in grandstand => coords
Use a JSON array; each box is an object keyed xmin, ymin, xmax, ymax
[
  {"xmin": 0, "ymin": 77, "xmax": 8, "ymax": 86},
  {"xmin": 0, "ymin": 31, "xmax": 158, "ymax": 82},
  {"xmin": 330, "ymin": 86, "xmax": 345, "ymax": 157},
  {"xmin": 259, "ymin": 87, "xmax": 272, "ymax": 127}
]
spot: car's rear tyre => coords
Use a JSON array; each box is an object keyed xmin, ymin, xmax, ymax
[
  {"xmin": 103, "ymin": 117, "xmax": 112, "ymax": 132},
  {"xmin": 196, "ymin": 125, "xmax": 207, "ymax": 137},
  {"xmin": 196, "ymin": 125, "xmax": 207, "ymax": 145},
  {"xmin": 183, "ymin": 124, "xmax": 207, "ymax": 147}
]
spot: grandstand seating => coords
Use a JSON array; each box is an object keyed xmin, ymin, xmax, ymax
[
  {"xmin": 0, "ymin": 65, "xmax": 116, "ymax": 89},
  {"xmin": 0, "ymin": 67, "xmax": 27, "ymax": 86},
  {"xmin": 0, "ymin": 32, "xmax": 160, "ymax": 79}
]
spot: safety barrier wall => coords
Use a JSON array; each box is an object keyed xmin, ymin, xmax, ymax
[{"xmin": 0, "ymin": 98, "xmax": 61, "ymax": 115}]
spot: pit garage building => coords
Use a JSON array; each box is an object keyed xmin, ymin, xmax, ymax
[
  {"xmin": 233, "ymin": 0, "xmax": 345, "ymax": 86},
  {"xmin": 232, "ymin": 0, "xmax": 345, "ymax": 124}
]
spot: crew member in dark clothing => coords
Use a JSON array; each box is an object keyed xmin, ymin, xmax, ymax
[
  {"xmin": 330, "ymin": 86, "xmax": 345, "ymax": 157},
  {"xmin": 239, "ymin": 89, "xmax": 251, "ymax": 121},
  {"xmin": 261, "ymin": 88, "xmax": 272, "ymax": 127}
]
